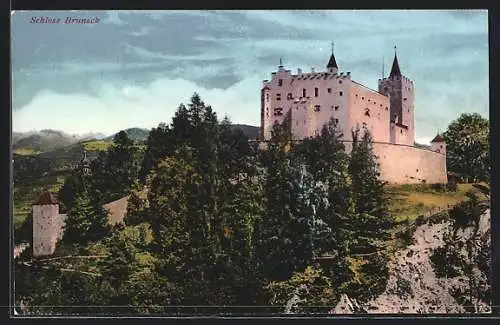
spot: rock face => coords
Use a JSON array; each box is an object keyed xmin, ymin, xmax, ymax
[{"xmin": 332, "ymin": 209, "xmax": 491, "ymax": 314}]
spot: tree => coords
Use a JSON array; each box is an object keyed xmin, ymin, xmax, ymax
[
  {"xmin": 139, "ymin": 123, "xmax": 172, "ymax": 183},
  {"xmin": 124, "ymin": 180, "xmax": 149, "ymax": 226},
  {"xmin": 62, "ymin": 192, "xmax": 111, "ymax": 246},
  {"xmin": 88, "ymin": 131, "xmax": 139, "ymax": 204},
  {"xmin": 444, "ymin": 113, "xmax": 489, "ymax": 182},
  {"xmin": 293, "ymin": 118, "xmax": 353, "ymax": 284},
  {"xmin": 348, "ymin": 126, "xmax": 392, "ymax": 253},
  {"xmin": 58, "ymin": 173, "xmax": 85, "ymax": 212},
  {"xmin": 256, "ymin": 121, "xmax": 315, "ymax": 281},
  {"xmin": 342, "ymin": 127, "xmax": 394, "ymax": 302}
]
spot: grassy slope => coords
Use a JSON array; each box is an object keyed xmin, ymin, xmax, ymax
[
  {"xmin": 13, "ymin": 169, "xmax": 70, "ymax": 229},
  {"xmin": 13, "ymin": 140, "xmax": 112, "ymax": 230},
  {"xmin": 387, "ymin": 183, "xmax": 488, "ymax": 222}
]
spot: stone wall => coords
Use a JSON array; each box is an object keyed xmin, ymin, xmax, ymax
[{"xmin": 344, "ymin": 142, "xmax": 447, "ymax": 184}]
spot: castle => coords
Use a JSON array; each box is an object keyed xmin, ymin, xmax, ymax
[{"xmin": 260, "ymin": 46, "xmax": 447, "ymax": 184}]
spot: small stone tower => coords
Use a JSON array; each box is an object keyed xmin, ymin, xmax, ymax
[
  {"xmin": 378, "ymin": 46, "xmax": 415, "ymax": 145},
  {"xmin": 430, "ymin": 133, "xmax": 446, "ymax": 155},
  {"xmin": 327, "ymin": 42, "xmax": 339, "ymax": 74},
  {"xmin": 32, "ymin": 191, "xmax": 63, "ymax": 257}
]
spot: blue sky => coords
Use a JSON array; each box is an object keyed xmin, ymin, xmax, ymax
[{"xmin": 11, "ymin": 10, "xmax": 488, "ymax": 144}]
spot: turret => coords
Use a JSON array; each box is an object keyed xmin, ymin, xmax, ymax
[
  {"xmin": 32, "ymin": 190, "xmax": 61, "ymax": 256},
  {"xmin": 430, "ymin": 133, "xmax": 446, "ymax": 155},
  {"xmin": 378, "ymin": 46, "xmax": 415, "ymax": 146},
  {"xmin": 326, "ymin": 41, "xmax": 339, "ymax": 74}
]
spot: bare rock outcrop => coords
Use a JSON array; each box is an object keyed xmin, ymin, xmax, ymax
[{"xmin": 332, "ymin": 209, "xmax": 491, "ymax": 314}]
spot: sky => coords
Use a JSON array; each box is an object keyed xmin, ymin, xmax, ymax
[{"xmin": 11, "ymin": 10, "xmax": 489, "ymax": 144}]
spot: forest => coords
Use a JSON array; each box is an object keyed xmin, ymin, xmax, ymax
[{"xmin": 14, "ymin": 93, "xmax": 490, "ymax": 316}]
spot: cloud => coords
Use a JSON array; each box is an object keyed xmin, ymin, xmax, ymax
[{"xmin": 12, "ymin": 76, "xmax": 263, "ymax": 135}]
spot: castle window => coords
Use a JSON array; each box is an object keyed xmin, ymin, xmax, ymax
[
  {"xmin": 374, "ymin": 101, "xmax": 376, "ymax": 105},
  {"xmin": 362, "ymin": 96, "xmax": 365, "ymax": 100},
  {"xmin": 339, "ymin": 91, "xmax": 343, "ymax": 96},
  {"xmin": 314, "ymin": 105, "xmax": 321, "ymax": 112},
  {"xmin": 302, "ymin": 88, "xmax": 307, "ymax": 97},
  {"xmin": 273, "ymin": 108, "xmax": 283, "ymax": 116},
  {"xmin": 266, "ymin": 94, "xmax": 269, "ymax": 100},
  {"xmin": 368, "ymin": 99, "xmax": 371, "ymax": 103},
  {"xmin": 355, "ymin": 94, "xmax": 358, "ymax": 98},
  {"xmin": 440, "ymin": 145, "xmax": 443, "ymax": 149},
  {"xmin": 386, "ymin": 107, "xmax": 388, "ymax": 111},
  {"xmin": 404, "ymin": 98, "xmax": 407, "ymax": 101},
  {"xmin": 278, "ymin": 79, "xmax": 283, "ymax": 86},
  {"xmin": 334, "ymin": 118, "xmax": 339, "ymax": 125},
  {"xmin": 287, "ymin": 93, "xmax": 293, "ymax": 100},
  {"xmin": 339, "ymin": 80, "xmax": 342, "ymax": 84},
  {"xmin": 277, "ymin": 93, "xmax": 282, "ymax": 101},
  {"xmin": 315, "ymin": 88, "xmax": 319, "ymax": 97},
  {"xmin": 327, "ymin": 88, "xmax": 332, "ymax": 93},
  {"xmin": 400, "ymin": 129, "xmax": 403, "ymax": 134},
  {"xmin": 335, "ymin": 105, "xmax": 339, "ymax": 111},
  {"xmin": 416, "ymin": 169, "xmax": 419, "ymax": 172},
  {"xmin": 365, "ymin": 108, "xmax": 370, "ymax": 117},
  {"xmin": 380, "ymin": 104, "xmax": 383, "ymax": 107}
]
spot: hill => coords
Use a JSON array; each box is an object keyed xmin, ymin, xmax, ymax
[
  {"xmin": 13, "ymin": 129, "xmax": 80, "ymax": 153},
  {"xmin": 105, "ymin": 128, "xmax": 150, "ymax": 143},
  {"xmin": 12, "ymin": 129, "xmax": 108, "ymax": 154}
]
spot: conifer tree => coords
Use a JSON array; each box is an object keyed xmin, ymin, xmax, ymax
[
  {"xmin": 256, "ymin": 120, "xmax": 315, "ymax": 281},
  {"xmin": 62, "ymin": 191, "xmax": 111, "ymax": 246},
  {"xmin": 348, "ymin": 126, "xmax": 392, "ymax": 253}
]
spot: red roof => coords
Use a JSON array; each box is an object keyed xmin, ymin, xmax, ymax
[
  {"xmin": 431, "ymin": 134, "xmax": 445, "ymax": 143},
  {"xmin": 33, "ymin": 191, "xmax": 58, "ymax": 205}
]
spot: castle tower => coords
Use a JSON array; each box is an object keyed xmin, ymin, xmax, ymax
[
  {"xmin": 378, "ymin": 47, "xmax": 415, "ymax": 145},
  {"xmin": 430, "ymin": 133, "xmax": 446, "ymax": 155},
  {"xmin": 32, "ymin": 191, "xmax": 62, "ymax": 257},
  {"xmin": 326, "ymin": 42, "xmax": 339, "ymax": 74}
]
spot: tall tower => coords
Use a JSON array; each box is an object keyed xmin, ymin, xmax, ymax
[
  {"xmin": 327, "ymin": 42, "xmax": 339, "ymax": 74},
  {"xmin": 378, "ymin": 47, "xmax": 415, "ymax": 145},
  {"xmin": 32, "ymin": 191, "xmax": 61, "ymax": 257}
]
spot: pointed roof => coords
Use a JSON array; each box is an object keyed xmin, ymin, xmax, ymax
[
  {"xmin": 327, "ymin": 53, "xmax": 338, "ymax": 69},
  {"xmin": 33, "ymin": 190, "xmax": 58, "ymax": 205},
  {"xmin": 327, "ymin": 41, "xmax": 338, "ymax": 69},
  {"xmin": 389, "ymin": 46, "xmax": 402, "ymax": 78},
  {"xmin": 431, "ymin": 134, "xmax": 445, "ymax": 143}
]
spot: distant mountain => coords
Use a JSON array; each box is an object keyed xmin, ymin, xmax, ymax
[
  {"xmin": 105, "ymin": 128, "xmax": 150, "ymax": 143},
  {"xmin": 231, "ymin": 124, "xmax": 260, "ymax": 140},
  {"xmin": 12, "ymin": 129, "xmax": 80, "ymax": 153}
]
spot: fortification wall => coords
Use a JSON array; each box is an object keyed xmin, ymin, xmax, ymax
[{"xmin": 344, "ymin": 142, "xmax": 447, "ymax": 184}]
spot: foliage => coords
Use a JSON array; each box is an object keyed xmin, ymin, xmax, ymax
[
  {"xmin": 266, "ymin": 266, "xmax": 337, "ymax": 314},
  {"xmin": 444, "ymin": 113, "xmax": 489, "ymax": 182},
  {"xmin": 62, "ymin": 192, "xmax": 111, "ymax": 246}
]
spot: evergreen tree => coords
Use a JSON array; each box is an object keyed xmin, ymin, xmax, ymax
[
  {"xmin": 124, "ymin": 179, "xmax": 149, "ymax": 226},
  {"xmin": 256, "ymin": 121, "xmax": 314, "ymax": 281},
  {"xmin": 139, "ymin": 123, "xmax": 172, "ymax": 183},
  {"xmin": 62, "ymin": 191, "xmax": 111, "ymax": 246},
  {"xmin": 88, "ymin": 131, "xmax": 138, "ymax": 204},
  {"xmin": 348, "ymin": 126, "xmax": 392, "ymax": 253}
]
